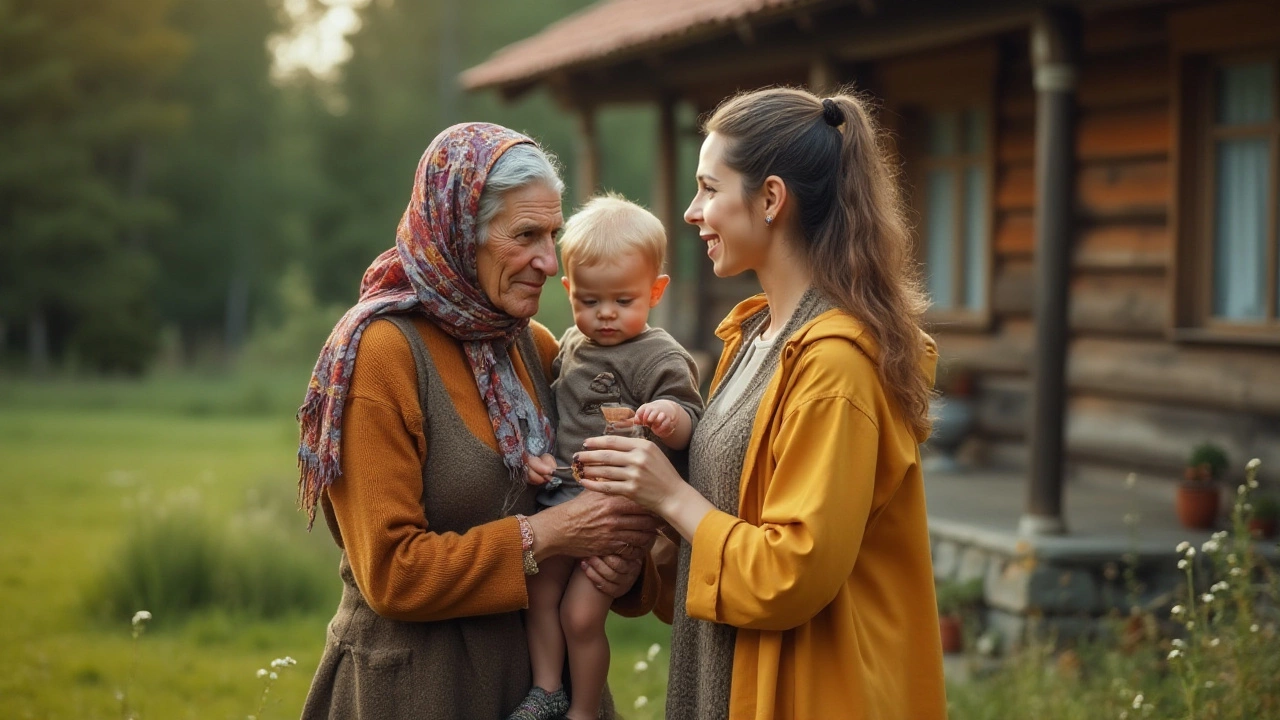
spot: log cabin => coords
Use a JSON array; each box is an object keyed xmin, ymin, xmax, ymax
[{"xmin": 463, "ymin": 0, "xmax": 1280, "ymax": 535}]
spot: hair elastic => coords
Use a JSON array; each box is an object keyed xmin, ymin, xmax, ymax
[{"xmin": 821, "ymin": 98, "xmax": 845, "ymax": 128}]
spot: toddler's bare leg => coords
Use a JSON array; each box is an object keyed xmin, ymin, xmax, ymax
[
  {"xmin": 560, "ymin": 562, "xmax": 615, "ymax": 720},
  {"xmin": 526, "ymin": 554, "xmax": 575, "ymax": 693}
]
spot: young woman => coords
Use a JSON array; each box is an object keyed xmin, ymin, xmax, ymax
[{"xmin": 576, "ymin": 88, "xmax": 948, "ymax": 720}]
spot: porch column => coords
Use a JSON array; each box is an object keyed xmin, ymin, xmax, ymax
[
  {"xmin": 573, "ymin": 105, "xmax": 600, "ymax": 206},
  {"xmin": 652, "ymin": 94, "xmax": 688, "ymax": 340},
  {"xmin": 1021, "ymin": 6, "xmax": 1080, "ymax": 537}
]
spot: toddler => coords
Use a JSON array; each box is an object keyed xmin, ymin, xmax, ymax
[{"xmin": 508, "ymin": 194, "xmax": 703, "ymax": 720}]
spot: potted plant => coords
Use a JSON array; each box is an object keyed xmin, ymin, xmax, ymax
[
  {"xmin": 1177, "ymin": 442, "xmax": 1227, "ymax": 530},
  {"xmin": 935, "ymin": 578, "xmax": 983, "ymax": 654},
  {"xmin": 1249, "ymin": 494, "xmax": 1278, "ymax": 540}
]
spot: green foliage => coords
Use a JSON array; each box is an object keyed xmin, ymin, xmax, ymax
[
  {"xmin": 1252, "ymin": 493, "xmax": 1279, "ymax": 522},
  {"xmin": 935, "ymin": 577, "xmax": 984, "ymax": 617},
  {"xmin": 1187, "ymin": 442, "xmax": 1230, "ymax": 481},
  {"xmin": 0, "ymin": 0, "xmax": 187, "ymax": 372}
]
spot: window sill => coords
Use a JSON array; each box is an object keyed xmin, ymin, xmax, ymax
[{"xmin": 1170, "ymin": 326, "xmax": 1280, "ymax": 348}]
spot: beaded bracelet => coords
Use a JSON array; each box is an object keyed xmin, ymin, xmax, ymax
[{"xmin": 514, "ymin": 514, "xmax": 539, "ymax": 576}]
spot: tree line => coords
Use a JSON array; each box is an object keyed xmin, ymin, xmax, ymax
[{"xmin": 1, "ymin": 0, "xmax": 660, "ymax": 374}]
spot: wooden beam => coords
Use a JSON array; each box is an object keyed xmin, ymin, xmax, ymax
[
  {"xmin": 808, "ymin": 55, "xmax": 840, "ymax": 95},
  {"xmin": 573, "ymin": 106, "xmax": 600, "ymax": 206}
]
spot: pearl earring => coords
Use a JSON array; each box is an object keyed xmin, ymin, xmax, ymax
[{"xmin": 765, "ymin": 214, "xmax": 774, "ymax": 226}]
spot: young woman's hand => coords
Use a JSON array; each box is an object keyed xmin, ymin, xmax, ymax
[
  {"xmin": 574, "ymin": 435, "xmax": 685, "ymax": 515},
  {"xmin": 576, "ymin": 435, "xmax": 718, "ymax": 541}
]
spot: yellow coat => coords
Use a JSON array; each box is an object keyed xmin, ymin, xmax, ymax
[{"xmin": 675, "ymin": 295, "xmax": 947, "ymax": 720}]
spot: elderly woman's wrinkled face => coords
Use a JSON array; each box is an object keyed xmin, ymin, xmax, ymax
[{"xmin": 476, "ymin": 182, "xmax": 563, "ymax": 319}]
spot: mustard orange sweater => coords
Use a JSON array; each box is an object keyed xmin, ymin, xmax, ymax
[{"xmin": 321, "ymin": 315, "xmax": 559, "ymax": 621}]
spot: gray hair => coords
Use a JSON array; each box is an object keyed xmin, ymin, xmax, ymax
[{"xmin": 476, "ymin": 143, "xmax": 565, "ymax": 243}]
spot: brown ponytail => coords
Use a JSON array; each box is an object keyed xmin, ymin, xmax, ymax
[{"xmin": 705, "ymin": 86, "xmax": 934, "ymax": 439}]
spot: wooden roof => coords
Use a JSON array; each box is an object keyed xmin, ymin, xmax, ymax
[{"xmin": 461, "ymin": 0, "xmax": 835, "ymax": 92}]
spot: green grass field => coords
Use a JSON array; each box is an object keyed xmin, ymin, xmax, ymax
[{"xmin": 0, "ymin": 375, "xmax": 670, "ymax": 719}]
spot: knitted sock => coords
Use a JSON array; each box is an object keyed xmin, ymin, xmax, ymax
[{"xmin": 505, "ymin": 686, "xmax": 569, "ymax": 720}]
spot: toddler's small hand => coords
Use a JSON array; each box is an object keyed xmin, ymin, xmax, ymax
[
  {"xmin": 525, "ymin": 453, "xmax": 556, "ymax": 486},
  {"xmin": 636, "ymin": 400, "xmax": 678, "ymax": 439}
]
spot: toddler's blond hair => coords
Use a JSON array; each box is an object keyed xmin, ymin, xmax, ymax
[{"xmin": 559, "ymin": 193, "xmax": 666, "ymax": 275}]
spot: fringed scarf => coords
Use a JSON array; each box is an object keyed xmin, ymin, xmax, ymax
[{"xmin": 297, "ymin": 122, "xmax": 555, "ymax": 528}]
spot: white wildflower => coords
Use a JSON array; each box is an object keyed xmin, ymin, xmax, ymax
[
  {"xmin": 1209, "ymin": 638, "xmax": 1220, "ymax": 647},
  {"xmin": 1171, "ymin": 638, "xmax": 1185, "ymax": 648},
  {"xmin": 1187, "ymin": 621, "xmax": 1196, "ymax": 630},
  {"xmin": 1171, "ymin": 605, "xmax": 1185, "ymax": 616},
  {"xmin": 1238, "ymin": 485, "xmax": 1248, "ymax": 496},
  {"xmin": 1231, "ymin": 567, "xmax": 1244, "ymax": 577},
  {"xmin": 634, "ymin": 696, "xmax": 649, "ymax": 709},
  {"xmin": 269, "ymin": 671, "xmax": 278, "ymax": 680},
  {"xmin": 1250, "ymin": 624, "xmax": 1260, "ymax": 633},
  {"xmin": 633, "ymin": 660, "xmax": 649, "ymax": 673},
  {"xmin": 1168, "ymin": 649, "xmax": 1182, "ymax": 660},
  {"xmin": 1212, "ymin": 581, "xmax": 1230, "ymax": 592},
  {"xmin": 1178, "ymin": 559, "xmax": 1189, "ymax": 570},
  {"xmin": 1228, "ymin": 553, "xmax": 1239, "ymax": 565},
  {"xmin": 1185, "ymin": 547, "xmax": 1196, "ymax": 558},
  {"xmin": 1176, "ymin": 541, "xmax": 1191, "ymax": 553},
  {"xmin": 1120, "ymin": 712, "xmax": 1128, "ymax": 720},
  {"xmin": 1212, "ymin": 530, "xmax": 1228, "ymax": 541},
  {"xmin": 270, "ymin": 656, "xmax": 297, "ymax": 669},
  {"xmin": 647, "ymin": 643, "xmax": 661, "ymax": 662},
  {"xmin": 1205, "ymin": 681, "xmax": 1215, "ymax": 689},
  {"xmin": 1132, "ymin": 693, "xmax": 1144, "ymax": 709},
  {"xmin": 1202, "ymin": 539, "xmax": 1219, "ymax": 553},
  {"xmin": 1248, "ymin": 478, "xmax": 1259, "ymax": 489},
  {"xmin": 1200, "ymin": 594, "xmax": 1213, "ymax": 604},
  {"xmin": 257, "ymin": 669, "xmax": 268, "ymax": 678},
  {"xmin": 131, "ymin": 610, "xmax": 152, "ymax": 627},
  {"xmin": 1246, "ymin": 458, "xmax": 1261, "ymax": 471}
]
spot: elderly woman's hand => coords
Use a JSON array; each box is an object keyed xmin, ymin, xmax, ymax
[
  {"xmin": 525, "ymin": 489, "xmax": 659, "ymax": 560},
  {"xmin": 579, "ymin": 554, "xmax": 645, "ymax": 598},
  {"xmin": 524, "ymin": 453, "xmax": 556, "ymax": 486}
]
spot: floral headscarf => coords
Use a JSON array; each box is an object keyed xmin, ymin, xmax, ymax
[{"xmin": 297, "ymin": 123, "xmax": 555, "ymax": 528}]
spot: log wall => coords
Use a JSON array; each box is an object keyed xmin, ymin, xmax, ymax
[{"xmin": 930, "ymin": 4, "xmax": 1280, "ymax": 482}]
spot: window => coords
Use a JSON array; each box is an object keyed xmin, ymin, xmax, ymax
[
  {"xmin": 879, "ymin": 44, "xmax": 996, "ymax": 327},
  {"xmin": 917, "ymin": 108, "xmax": 990, "ymax": 314},
  {"xmin": 1206, "ymin": 60, "xmax": 1278, "ymax": 324},
  {"xmin": 1171, "ymin": 0, "xmax": 1280, "ymax": 342}
]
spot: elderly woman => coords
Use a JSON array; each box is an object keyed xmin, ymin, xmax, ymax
[{"xmin": 296, "ymin": 123, "xmax": 658, "ymax": 720}]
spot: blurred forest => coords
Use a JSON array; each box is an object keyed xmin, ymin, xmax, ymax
[{"xmin": 0, "ymin": 0, "xmax": 661, "ymax": 375}]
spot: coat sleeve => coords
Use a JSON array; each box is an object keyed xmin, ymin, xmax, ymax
[
  {"xmin": 326, "ymin": 321, "xmax": 530, "ymax": 623},
  {"xmin": 683, "ymin": 394, "xmax": 879, "ymax": 631}
]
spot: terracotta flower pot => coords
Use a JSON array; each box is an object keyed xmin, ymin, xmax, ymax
[
  {"xmin": 1176, "ymin": 482, "xmax": 1220, "ymax": 530},
  {"xmin": 939, "ymin": 615, "xmax": 964, "ymax": 654}
]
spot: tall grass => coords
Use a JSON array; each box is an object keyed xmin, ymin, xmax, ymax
[{"xmin": 88, "ymin": 486, "xmax": 338, "ymax": 626}]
